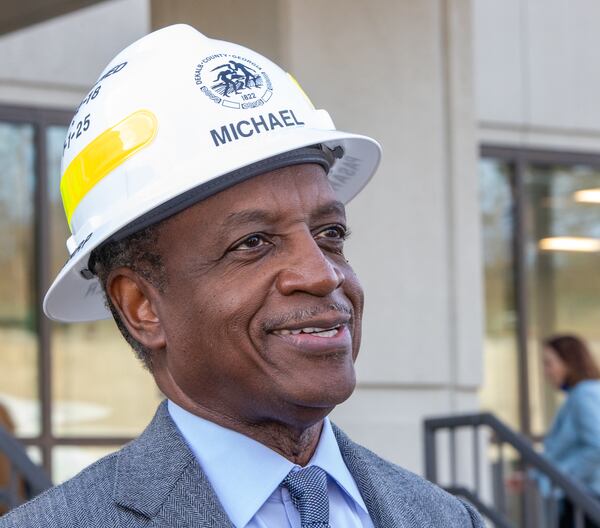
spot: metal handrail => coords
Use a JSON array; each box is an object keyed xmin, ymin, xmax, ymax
[
  {"xmin": 0, "ymin": 424, "xmax": 52, "ymax": 509},
  {"xmin": 424, "ymin": 412, "xmax": 600, "ymax": 526}
]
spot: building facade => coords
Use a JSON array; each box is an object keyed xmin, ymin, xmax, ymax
[{"xmin": 0, "ymin": 0, "xmax": 597, "ymax": 484}]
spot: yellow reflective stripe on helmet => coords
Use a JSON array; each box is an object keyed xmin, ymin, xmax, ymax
[{"xmin": 60, "ymin": 110, "xmax": 158, "ymax": 227}]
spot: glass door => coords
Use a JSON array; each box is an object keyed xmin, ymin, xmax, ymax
[
  {"xmin": 480, "ymin": 150, "xmax": 600, "ymax": 527},
  {"xmin": 524, "ymin": 163, "xmax": 600, "ymax": 436},
  {"xmin": 479, "ymin": 158, "xmax": 520, "ymax": 430},
  {"xmin": 479, "ymin": 148, "xmax": 600, "ymax": 437}
]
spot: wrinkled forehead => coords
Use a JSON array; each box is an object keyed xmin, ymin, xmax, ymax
[{"xmin": 160, "ymin": 163, "xmax": 345, "ymax": 239}]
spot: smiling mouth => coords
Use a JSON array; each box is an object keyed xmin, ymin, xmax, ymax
[{"xmin": 272, "ymin": 324, "xmax": 342, "ymax": 338}]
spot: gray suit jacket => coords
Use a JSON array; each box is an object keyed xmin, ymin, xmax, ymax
[{"xmin": 0, "ymin": 402, "xmax": 483, "ymax": 527}]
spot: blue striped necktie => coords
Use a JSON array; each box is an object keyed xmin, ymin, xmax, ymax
[{"xmin": 282, "ymin": 465, "xmax": 331, "ymax": 528}]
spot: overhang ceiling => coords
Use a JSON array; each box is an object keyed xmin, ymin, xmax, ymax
[{"xmin": 0, "ymin": 0, "xmax": 108, "ymax": 35}]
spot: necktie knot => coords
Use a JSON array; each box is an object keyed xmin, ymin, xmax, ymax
[{"xmin": 282, "ymin": 465, "xmax": 330, "ymax": 527}]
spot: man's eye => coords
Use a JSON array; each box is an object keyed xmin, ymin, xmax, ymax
[
  {"xmin": 315, "ymin": 225, "xmax": 348, "ymax": 240},
  {"xmin": 233, "ymin": 234, "xmax": 269, "ymax": 250}
]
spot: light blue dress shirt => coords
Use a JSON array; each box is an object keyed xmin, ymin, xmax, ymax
[{"xmin": 168, "ymin": 401, "xmax": 374, "ymax": 528}]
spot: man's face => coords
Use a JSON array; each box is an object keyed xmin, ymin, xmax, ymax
[{"xmin": 151, "ymin": 163, "xmax": 364, "ymax": 428}]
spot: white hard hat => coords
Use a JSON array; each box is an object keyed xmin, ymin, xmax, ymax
[{"xmin": 44, "ymin": 24, "xmax": 382, "ymax": 322}]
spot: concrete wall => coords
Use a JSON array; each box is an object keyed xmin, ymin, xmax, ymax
[
  {"xmin": 0, "ymin": 0, "xmax": 150, "ymax": 109},
  {"xmin": 153, "ymin": 0, "xmax": 483, "ymax": 474},
  {"xmin": 475, "ymin": 0, "xmax": 600, "ymax": 151}
]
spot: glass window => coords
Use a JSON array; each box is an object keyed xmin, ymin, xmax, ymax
[
  {"xmin": 46, "ymin": 126, "xmax": 161, "ymax": 437},
  {"xmin": 52, "ymin": 445, "xmax": 119, "ymax": 483},
  {"xmin": 479, "ymin": 159, "xmax": 519, "ymax": 429},
  {"xmin": 0, "ymin": 108, "xmax": 164, "ymax": 480},
  {"xmin": 46, "ymin": 126, "xmax": 69, "ymax": 276},
  {"xmin": 0, "ymin": 121, "xmax": 39, "ymax": 437},
  {"xmin": 51, "ymin": 321, "xmax": 162, "ymax": 437}
]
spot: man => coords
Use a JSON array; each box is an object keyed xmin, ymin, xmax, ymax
[{"xmin": 1, "ymin": 25, "xmax": 483, "ymax": 527}]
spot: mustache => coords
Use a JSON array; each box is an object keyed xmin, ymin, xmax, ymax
[{"xmin": 262, "ymin": 302, "xmax": 352, "ymax": 332}]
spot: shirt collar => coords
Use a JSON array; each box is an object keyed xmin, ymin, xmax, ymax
[
  {"xmin": 310, "ymin": 417, "xmax": 369, "ymax": 514},
  {"xmin": 167, "ymin": 400, "xmax": 368, "ymax": 527}
]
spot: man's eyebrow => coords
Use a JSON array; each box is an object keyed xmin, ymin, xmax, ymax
[
  {"xmin": 219, "ymin": 200, "xmax": 347, "ymax": 234},
  {"xmin": 312, "ymin": 200, "xmax": 346, "ymax": 220},
  {"xmin": 221, "ymin": 209, "xmax": 276, "ymax": 231}
]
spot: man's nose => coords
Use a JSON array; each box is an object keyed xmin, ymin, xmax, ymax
[{"xmin": 275, "ymin": 232, "xmax": 345, "ymax": 296}]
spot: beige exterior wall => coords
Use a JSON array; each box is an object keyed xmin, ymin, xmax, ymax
[
  {"xmin": 475, "ymin": 0, "xmax": 600, "ymax": 151},
  {"xmin": 153, "ymin": 0, "xmax": 483, "ymax": 473}
]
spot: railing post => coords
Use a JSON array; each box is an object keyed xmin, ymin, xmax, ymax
[
  {"xmin": 492, "ymin": 440, "xmax": 507, "ymax": 516},
  {"xmin": 423, "ymin": 421, "xmax": 438, "ymax": 484},
  {"xmin": 449, "ymin": 428, "xmax": 457, "ymax": 487},
  {"xmin": 522, "ymin": 472, "xmax": 539, "ymax": 528},
  {"xmin": 574, "ymin": 505, "xmax": 585, "ymax": 528},
  {"xmin": 472, "ymin": 425, "xmax": 481, "ymax": 495}
]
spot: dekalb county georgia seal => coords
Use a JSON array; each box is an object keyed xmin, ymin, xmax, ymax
[{"xmin": 194, "ymin": 54, "xmax": 273, "ymax": 110}]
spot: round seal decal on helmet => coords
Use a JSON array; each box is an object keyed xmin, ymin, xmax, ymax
[{"xmin": 194, "ymin": 54, "xmax": 273, "ymax": 110}]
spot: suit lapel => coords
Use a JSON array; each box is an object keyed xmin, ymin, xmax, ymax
[
  {"xmin": 112, "ymin": 401, "xmax": 233, "ymax": 528},
  {"xmin": 332, "ymin": 424, "xmax": 414, "ymax": 528},
  {"xmin": 147, "ymin": 462, "xmax": 234, "ymax": 528}
]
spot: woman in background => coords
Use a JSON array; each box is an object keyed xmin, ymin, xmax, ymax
[{"xmin": 541, "ymin": 334, "xmax": 600, "ymax": 528}]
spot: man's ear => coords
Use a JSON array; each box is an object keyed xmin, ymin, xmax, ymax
[{"xmin": 106, "ymin": 267, "xmax": 166, "ymax": 351}]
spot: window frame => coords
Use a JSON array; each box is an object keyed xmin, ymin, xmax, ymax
[{"xmin": 0, "ymin": 104, "xmax": 134, "ymax": 478}]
